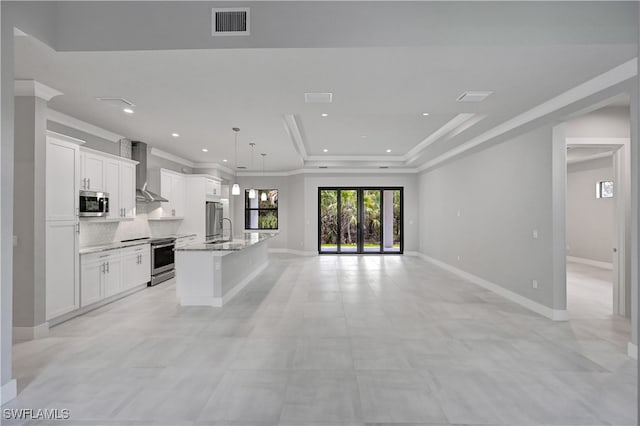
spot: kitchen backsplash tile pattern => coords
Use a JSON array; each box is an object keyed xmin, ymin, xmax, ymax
[{"xmin": 80, "ymin": 203, "xmax": 182, "ymax": 247}]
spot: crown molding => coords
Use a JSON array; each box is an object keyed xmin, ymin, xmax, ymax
[
  {"xmin": 238, "ymin": 167, "xmax": 419, "ymax": 177},
  {"xmin": 566, "ymin": 151, "xmax": 613, "ymax": 165},
  {"xmin": 47, "ymin": 109, "xmax": 124, "ymax": 143},
  {"xmin": 15, "ymin": 80, "xmax": 63, "ymax": 101},
  {"xmin": 418, "ymin": 58, "xmax": 638, "ymax": 173},
  {"xmin": 150, "ymin": 147, "xmax": 196, "ymax": 168},
  {"xmin": 405, "ymin": 113, "xmax": 477, "ymax": 163},
  {"xmin": 305, "ymin": 155, "xmax": 405, "ymax": 162},
  {"xmin": 283, "ymin": 114, "xmax": 308, "ymax": 162}
]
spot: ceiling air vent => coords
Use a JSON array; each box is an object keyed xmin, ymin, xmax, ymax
[
  {"xmin": 212, "ymin": 8, "xmax": 250, "ymax": 36},
  {"xmin": 305, "ymin": 93, "xmax": 333, "ymax": 104},
  {"xmin": 96, "ymin": 97, "xmax": 135, "ymax": 108},
  {"xmin": 456, "ymin": 91, "xmax": 493, "ymax": 103}
]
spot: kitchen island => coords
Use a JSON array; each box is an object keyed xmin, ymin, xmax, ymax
[{"xmin": 174, "ymin": 233, "xmax": 272, "ymax": 307}]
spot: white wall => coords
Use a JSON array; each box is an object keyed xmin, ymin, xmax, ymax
[
  {"xmin": 230, "ymin": 172, "xmax": 419, "ymax": 253},
  {"xmin": 565, "ymin": 106, "xmax": 630, "ymax": 138},
  {"xmin": 566, "ymin": 157, "xmax": 614, "ymax": 264},
  {"xmin": 419, "ymin": 126, "xmax": 556, "ymax": 309}
]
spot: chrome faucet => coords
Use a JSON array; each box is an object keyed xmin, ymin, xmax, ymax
[{"xmin": 222, "ymin": 218, "xmax": 233, "ymax": 241}]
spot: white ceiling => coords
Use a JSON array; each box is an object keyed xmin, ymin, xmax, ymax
[{"xmin": 14, "ymin": 33, "xmax": 636, "ymax": 171}]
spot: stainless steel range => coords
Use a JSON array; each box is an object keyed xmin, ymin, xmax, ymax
[{"xmin": 150, "ymin": 237, "xmax": 176, "ymax": 286}]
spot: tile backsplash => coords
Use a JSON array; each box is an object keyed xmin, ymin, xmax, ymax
[{"xmin": 79, "ymin": 202, "xmax": 182, "ymax": 247}]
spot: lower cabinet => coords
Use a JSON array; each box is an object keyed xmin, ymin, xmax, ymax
[{"xmin": 80, "ymin": 244, "xmax": 150, "ymax": 308}]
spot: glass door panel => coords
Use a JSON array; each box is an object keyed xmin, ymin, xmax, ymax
[
  {"xmin": 362, "ymin": 190, "xmax": 381, "ymax": 253},
  {"xmin": 383, "ymin": 189, "xmax": 402, "ymax": 252},
  {"xmin": 339, "ymin": 190, "xmax": 359, "ymax": 252},
  {"xmin": 319, "ymin": 190, "xmax": 338, "ymax": 252}
]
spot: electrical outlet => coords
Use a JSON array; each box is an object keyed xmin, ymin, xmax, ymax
[
  {"xmin": 532, "ymin": 280, "xmax": 538, "ymax": 289},
  {"xmin": 532, "ymin": 230, "xmax": 538, "ymax": 239}
]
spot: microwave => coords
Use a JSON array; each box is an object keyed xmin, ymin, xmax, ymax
[{"xmin": 79, "ymin": 190, "xmax": 109, "ymax": 217}]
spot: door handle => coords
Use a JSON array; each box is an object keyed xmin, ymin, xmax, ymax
[
  {"xmin": 106, "ymin": 261, "xmax": 110, "ymax": 273},
  {"xmin": 101, "ymin": 262, "xmax": 106, "ymax": 274}
]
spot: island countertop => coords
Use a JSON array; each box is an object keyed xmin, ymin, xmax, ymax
[{"xmin": 175, "ymin": 232, "xmax": 273, "ymax": 252}]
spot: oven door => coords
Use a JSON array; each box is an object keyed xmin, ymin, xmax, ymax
[{"xmin": 152, "ymin": 243, "xmax": 175, "ymax": 274}]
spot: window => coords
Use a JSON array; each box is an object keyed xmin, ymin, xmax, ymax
[
  {"xmin": 596, "ymin": 181, "xmax": 614, "ymax": 199},
  {"xmin": 245, "ymin": 189, "xmax": 278, "ymax": 229}
]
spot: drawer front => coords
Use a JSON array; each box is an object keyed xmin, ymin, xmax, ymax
[
  {"xmin": 120, "ymin": 244, "xmax": 150, "ymax": 257},
  {"xmin": 81, "ymin": 250, "xmax": 119, "ymax": 265}
]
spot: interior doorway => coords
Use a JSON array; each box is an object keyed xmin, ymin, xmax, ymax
[
  {"xmin": 318, "ymin": 187, "xmax": 403, "ymax": 254},
  {"xmin": 565, "ymin": 138, "xmax": 630, "ymax": 319}
]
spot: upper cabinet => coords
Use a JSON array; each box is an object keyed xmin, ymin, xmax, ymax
[
  {"xmin": 206, "ymin": 178, "xmax": 222, "ymax": 197},
  {"xmin": 80, "ymin": 151, "xmax": 105, "ymax": 191},
  {"xmin": 80, "ymin": 148, "xmax": 138, "ymax": 220},
  {"xmin": 159, "ymin": 169, "xmax": 186, "ymax": 218},
  {"xmin": 46, "ymin": 137, "xmax": 80, "ymax": 221}
]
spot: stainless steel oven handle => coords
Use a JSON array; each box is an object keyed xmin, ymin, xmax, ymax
[{"xmin": 152, "ymin": 243, "xmax": 175, "ymax": 249}]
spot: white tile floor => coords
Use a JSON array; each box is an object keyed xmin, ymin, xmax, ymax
[{"xmin": 3, "ymin": 255, "xmax": 637, "ymax": 425}]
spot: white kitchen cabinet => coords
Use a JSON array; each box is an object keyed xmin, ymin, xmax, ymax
[
  {"xmin": 206, "ymin": 178, "xmax": 222, "ymax": 197},
  {"xmin": 103, "ymin": 256, "xmax": 123, "ymax": 298},
  {"xmin": 121, "ymin": 245, "xmax": 150, "ymax": 290},
  {"xmin": 80, "ymin": 256, "xmax": 104, "ymax": 307},
  {"xmin": 46, "ymin": 137, "xmax": 80, "ymax": 221},
  {"xmin": 175, "ymin": 235, "xmax": 198, "ymax": 248},
  {"xmin": 45, "ymin": 136, "xmax": 80, "ymax": 321},
  {"xmin": 46, "ymin": 221, "xmax": 80, "ymax": 319},
  {"xmin": 105, "ymin": 159, "xmax": 136, "ymax": 219},
  {"xmin": 159, "ymin": 169, "xmax": 186, "ymax": 218},
  {"xmin": 105, "ymin": 160, "xmax": 121, "ymax": 219},
  {"xmin": 119, "ymin": 162, "xmax": 136, "ymax": 218},
  {"xmin": 80, "ymin": 148, "xmax": 137, "ymax": 220},
  {"xmin": 80, "ymin": 151, "xmax": 106, "ymax": 191}
]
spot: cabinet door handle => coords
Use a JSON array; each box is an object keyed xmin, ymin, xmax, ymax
[
  {"xmin": 101, "ymin": 262, "xmax": 106, "ymax": 274},
  {"xmin": 106, "ymin": 261, "xmax": 110, "ymax": 273},
  {"xmin": 87, "ymin": 178, "xmax": 90, "ymax": 189},
  {"xmin": 76, "ymin": 223, "xmax": 80, "ymax": 233}
]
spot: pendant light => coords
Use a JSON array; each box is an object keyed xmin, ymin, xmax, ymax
[
  {"xmin": 248, "ymin": 142, "xmax": 256, "ymax": 199},
  {"xmin": 231, "ymin": 128, "xmax": 240, "ymax": 196},
  {"xmin": 260, "ymin": 153, "xmax": 267, "ymax": 202}
]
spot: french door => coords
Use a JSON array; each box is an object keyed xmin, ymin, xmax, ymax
[{"xmin": 318, "ymin": 187, "xmax": 403, "ymax": 254}]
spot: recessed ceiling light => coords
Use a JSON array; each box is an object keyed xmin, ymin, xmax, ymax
[
  {"xmin": 123, "ymin": 108, "xmax": 134, "ymax": 114},
  {"xmin": 422, "ymin": 112, "xmax": 430, "ymax": 116},
  {"xmin": 361, "ymin": 135, "xmax": 367, "ymax": 139},
  {"xmin": 323, "ymin": 148, "xmax": 328, "ymax": 153},
  {"xmin": 321, "ymin": 113, "xmax": 328, "ymax": 117},
  {"xmin": 171, "ymin": 133, "xmax": 180, "ymax": 138},
  {"xmin": 386, "ymin": 149, "xmax": 392, "ymax": 153},
  {"xmin": 223, "ymin": 159, "xmax": 228, "ymax": 163},
  {"xmin": 202, "ymin": 148, "xmax": 208, "ymax": 152}
]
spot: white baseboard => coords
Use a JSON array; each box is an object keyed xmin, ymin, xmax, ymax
[
  {"xmin": 1, "ymin": 379, "xmax": 17, "ymax": 404},
  {"xmin": 269, "ymin": 248, "xmax": 317, "ymax": 256},
  {"xmin": 628, "ymin": 342, "xmax": 638, "ymax": 359},
  {"xmin": 566, "ymin": 256, "xmax": 613, "ymax": 270},
  {"xmin": 404, "ymin": 251, "xmax": 419, "ymax": 256},
  {"xmin": 13, "ymin": 322, "xmax": 50, "ymax": 342},
  {"xmin": 418, "ymin": 253, "xmax": 569, "ymax": 321}
]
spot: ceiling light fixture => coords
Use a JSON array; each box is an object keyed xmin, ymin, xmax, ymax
[
  {"xmin": 248, "ymin": 142, "xmax": 256, "ymax": 199},
  {"xmin": 223, "ymin": 159, "xmax": 228, "ymax": 163},
  {"xmin": 422, "ymin": 112, "xmax": 430, "ymax": 116},
  {"xmin": 171, "ymin": 133, "xmax": 180, "ymax": 138},
  {"xmin": 261, "ymin": 153, "xmax": 268, "ymax": 202},
  {"xmin": 321, "ymin": 113, "xmax": 328, "ymax": 117},
  {"xmin": 202, "ymin": 148, "xmax": 208, "ymax": 152},
  {"xmin": 123, "ymin": 108, "xmax": 134, "ymax": 114},
  {"xmin": 323, "ymin": 148, "xmax": 328, "ymax": 153},
  {"xmin": 231, "ymin": 128, "xmax": 241, "ymax": 196},
  {"xmin": 386, "ymin": 149, "xmax": 392, "ymax": 153}
]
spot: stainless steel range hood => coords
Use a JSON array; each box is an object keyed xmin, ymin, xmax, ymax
[{"xmin": 131, "ymin": 141, "xmax": 169, "ymax": 203}]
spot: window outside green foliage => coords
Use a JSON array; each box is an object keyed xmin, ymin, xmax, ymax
[{"xmin": 245, "ymin": 189, "xmax": 278, "ymax": 229}]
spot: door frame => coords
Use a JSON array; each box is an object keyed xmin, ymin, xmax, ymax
[
  {"xmin": 317, "ymin": 187, "xmax": 404, "ymax": 254},
  {"xmin": 565, "ymin": 137, "xmax": 630, "ymax": 317}
]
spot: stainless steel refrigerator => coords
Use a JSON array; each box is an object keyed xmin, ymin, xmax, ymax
[{"xmin": 206, "ymin": 202, "xmax": 224, "ymax": 240}]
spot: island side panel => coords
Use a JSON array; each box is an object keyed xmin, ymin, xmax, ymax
[
  {"xmin": 220, "ymin": 240, "xmax": 269, "ymax": 304},
  {"xmin": 175, "ymin": 250, "xmax": 221, "ymax": 306}
]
